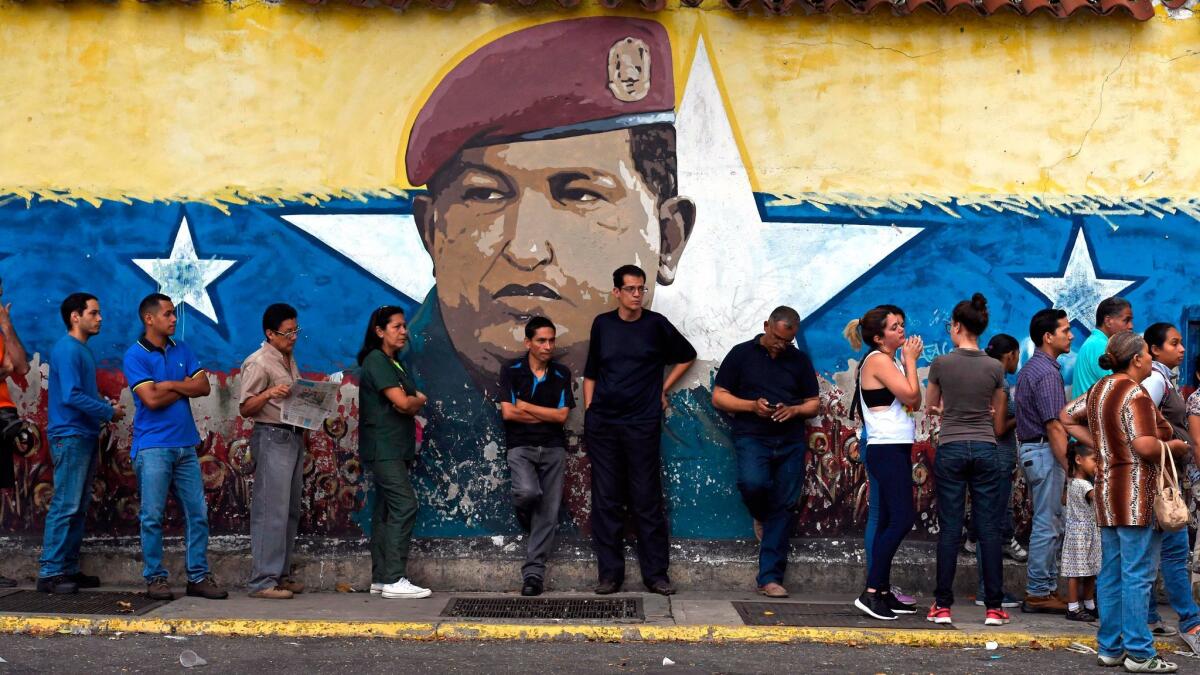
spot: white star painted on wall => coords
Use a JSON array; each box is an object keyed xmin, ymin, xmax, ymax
[
  {"xmin": 278, "ymin": 35, "xmax": 924, "ymax": 361},
  {"xmin": 1018, "ymin": 227, "xmax": 1142, "ymax": 332},
  {"xmin": 132, "ymin": 216, "xmax": 236, "ymax": 324},
  {"xmin": 653, "ymin": 37, "xmax": 922, "ymax": 361}
]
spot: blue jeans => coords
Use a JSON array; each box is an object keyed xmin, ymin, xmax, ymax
[
  {"xmin": 865, "ymin": 443, "xmax": 915, "ymax": 590},
  {"xmin": 134, "ymin": 446, "xmax": 211, "ymax": 582},
  {"xmin": 934, "ymin": 441, "xmax": 1005, "ymax": 608},
  {"xmin": 1021, "ymin": 441, "xmax": 1064, "ymax": 596},
  {"xmin": 38, "ymin": 436, "xmax": 98, "ymax": 578},
  {"xmin": 975, "ymin": 441, "xmax": 1016, "ymax": 599},
  {"xmin": 733, "ymin": 435, "xmax": 806, "ymax": 587},
  {"xmin": 1147, "ymin": 527, "xmax": 1200, "ymax": 632},
  {"xmin": 1098, "ymin": 526, "xmax": 1161, "ymax": 661}
]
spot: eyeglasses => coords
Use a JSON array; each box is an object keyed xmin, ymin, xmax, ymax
[
  {"xmin": 272, "ymin": 327, "xmax": 303, "ymax": 339},
  {"xmin": 619, "ymin": 285, "xmax": 648, "ymax": 295}
]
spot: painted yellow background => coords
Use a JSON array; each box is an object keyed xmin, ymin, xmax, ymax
[{"xmin": 0, "ymin": 1, "xmax": 1196, "ymax": 203}]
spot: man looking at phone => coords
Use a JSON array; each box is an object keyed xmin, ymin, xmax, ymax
[{"xmin": 712, "ymin": 306, "xmax": 820, "ymax": 598}]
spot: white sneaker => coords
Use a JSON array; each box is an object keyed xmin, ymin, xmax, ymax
[
  {"xmin": 370, "ymin": 583, "xmax": 385, "ymax": 594},
  {"xmin": 381, "ymin": 578, "xmax": 431, "ymax": 599}
]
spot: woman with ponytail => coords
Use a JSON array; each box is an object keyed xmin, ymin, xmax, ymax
[
  {"xmin": 845, "ymin": 305, "xmax": 923, "ymax": 621},
  {"xmin": 1140, "ymin": 323, "xmax": 1200, "ymax": 646},
  {"xmin": 923, "ymin": 294, "xmax": 1009, "ymax": 627},
  {"xmin": 356, "ymin": 305, "xmax": 432, "ymax": 601},
  {"xmin": 1060, "ymin": 331, "xmax": 1189, "ymax": 672}
]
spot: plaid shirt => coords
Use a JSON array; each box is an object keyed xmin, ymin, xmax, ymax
[{"xmin": 1015, "ymin": 350, "xmax": 1067, "ymax": 443}]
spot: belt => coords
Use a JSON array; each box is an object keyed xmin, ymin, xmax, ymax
[
  {"xmin": 1019, "ymin": 435, "xmax": 1048, "ymax": 447},
  {"xmin": 258, "ymin": 421, "xmax": 305, "ymax": 434}
]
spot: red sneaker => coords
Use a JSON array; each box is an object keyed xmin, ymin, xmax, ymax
[
  {"xmin": 926, "ymin": 604, "xmax": 953, "ymax": 624},
  {"xmin": 985, "ymin": 608, "xmax": 1011, "ymax": 626}
]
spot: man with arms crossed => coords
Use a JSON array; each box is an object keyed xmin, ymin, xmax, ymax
[
  {"xmin": 499, "ymin": 316, "xmax": 575, "ymax": 597},
  {"xmin": 123, "ymin": 293, "xmax": 226, "ymax": 601},
  {"xmin": 712, "ymin": 306, "xmax": 820, "ymax": 598},
  {"xmin": 584, "ymin": 264, "xmax": 696, "ymax": 596},
  {"xmin": 39, "ymin": 293, "xmax": 124, "ymax": 594}
]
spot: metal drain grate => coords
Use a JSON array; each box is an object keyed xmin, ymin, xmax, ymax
[
  {"xmin": 441, "ymin": 596, "xmax": 643, "ymax": 621},
  {"xmin": 733, "ymin": 601, "xmax": 956, "ymax": 630},
  {"xmin": 0, "ymin": 590, "xmax": 170, "ymax": 616}
]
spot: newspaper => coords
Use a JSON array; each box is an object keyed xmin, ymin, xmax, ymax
[{"xmin": 279, "ymin": 379, "xmax": 338, "ymax": 430}]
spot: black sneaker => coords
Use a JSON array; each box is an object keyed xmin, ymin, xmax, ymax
[
  {"xmin": 882, "ymin": 590, "xmax": 917, "ymax": 614},
  {"xmin": 521, "ymin": 577, "xmax": 543, "ymax": 597},
  {"xmin": 146, "ymin": 577, "xmax": 173, "ymax": 601},
  {"xmin": 36, "ymin": 575, "xmax": 79, "ymax": 595},
  {"xmin": 854, "ymin": 589, "xmax": 897, "ymax": 621},
  {"xmin": 1066, "ymin": 608, "xmax": 1096, "ymax": 622},
  {"xmin": 69, "ymin": 572, "xmax": 101, "ymax": 589},
  {"xmin": 186, "ymin": 574, "xmax": 228, "ymax": 600}
]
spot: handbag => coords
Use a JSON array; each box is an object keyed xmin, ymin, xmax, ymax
[{"xmin": 1155, "ymin": 440, "xmax": 1190, "ymax": 532}]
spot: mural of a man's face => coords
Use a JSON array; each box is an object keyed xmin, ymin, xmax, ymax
[{"xmin": 412, "ymin": 126, "xmax": 695, "ymax": 391}]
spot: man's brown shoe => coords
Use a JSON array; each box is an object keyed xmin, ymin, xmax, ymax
[
  {"xmin": 146, "ymin": 577, "xmax": 174, "ymax": 601},
  {"xmin": 758, "ymin": 582, "xmax": 789, "ymax": 598},
  {"xmin": 248, "ymin": 585, "xmax": 293, "ymax": 600},
  {"xmin": 280, "ymin": 577, "xmax": 305, "ymax": 594},
  {"xmin": 1021, "ymin": 594, "xmax": 1068, "ymax": 614},
  {"xmin": 186, "ymin": 574, "xmax": 229, "ymax": 600}
]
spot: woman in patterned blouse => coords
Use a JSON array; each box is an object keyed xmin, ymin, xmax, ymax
[{"xmin": 1060, "ymin": 331, "xmax": 1189, "ymax": 673}]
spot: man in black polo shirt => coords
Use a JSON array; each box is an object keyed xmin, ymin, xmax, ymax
[
  {"xmin": 712, "ymin": 306, "xmax": 820, "ymax": 598},
  {"xmin": 499, "ymin": 316, "xmax": 575, "ymax": 597},
  {"xmin": 584, "ymin": 264, "xmax": 696, "ymax": 596}
]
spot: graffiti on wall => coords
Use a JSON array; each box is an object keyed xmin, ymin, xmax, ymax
[{"xmin": 0, "ymin": 16, "xmax": 1195, "ymax": 541}]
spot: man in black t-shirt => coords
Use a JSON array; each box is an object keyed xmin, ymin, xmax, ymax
[
  {"xmin": 712, "ymin": 306, "xmax": 820, "ymax": 599},
  {"xmin": 583, "ymin": 265, "xmax": 696, "ymax": 595},
  {"xmin": 499, "ymin": 316, "xmax": 576, "ymax": 597}
]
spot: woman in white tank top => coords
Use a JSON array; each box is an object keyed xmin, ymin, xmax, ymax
[{"xmin": 844, "ymin": 304, "xmax": 923, "ymax": 621}]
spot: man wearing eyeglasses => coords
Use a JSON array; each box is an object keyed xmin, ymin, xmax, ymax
[
  {"xmin": 584, "ymin": 264, "xmax": 696, "ymax": 595},
  {"xmin": 238, "ymin": 303, "xmax": 305, "ymax": 599}
]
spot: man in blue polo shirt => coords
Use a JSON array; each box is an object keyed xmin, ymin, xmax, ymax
[
  {"xmin": 712, "ymin": 306, "xmax": 820, "ymax": 598},
  {"xmin": 39, "ymin": 293, "xmax": 124, "ymax": 594},
  {"xmin": 499, "ymin": 316, "xmax": 575, "ymax": 597},
  {"xmin": 122, "ymin": 293, "xmax": 226, "ymax": 601}
]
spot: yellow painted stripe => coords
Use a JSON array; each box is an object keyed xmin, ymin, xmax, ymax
[{"xmin": 0, "ymin": 614, "xmax": 1177, "ymax": 651}]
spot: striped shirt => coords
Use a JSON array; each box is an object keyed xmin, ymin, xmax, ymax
[
  {"xmin": 1014, "ymin": 350, "xmax": 1067, "ymax": 442},
  {"xmin": 1064, "ymin": 376, "xmax": 1172, "ymax": 527}
]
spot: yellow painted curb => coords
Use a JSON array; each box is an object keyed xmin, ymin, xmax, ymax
[{"xmin": 0, "ymin": 613, "xmax": 1162, "ymax": 650}]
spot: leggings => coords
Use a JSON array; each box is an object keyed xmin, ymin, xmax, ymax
[{"xmin": 865, "ymin": 443, "xmax": 915, "ymax": 590}]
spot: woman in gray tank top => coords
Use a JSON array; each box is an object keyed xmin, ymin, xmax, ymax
[{"xmin": 923, "ymin": 293, "xmax": 1009, "ymax": 626}]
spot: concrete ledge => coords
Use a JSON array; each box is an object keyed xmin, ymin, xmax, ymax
[{"xmin": 0, "ymin": 535, "xmax": 1027, "ymax": 596}]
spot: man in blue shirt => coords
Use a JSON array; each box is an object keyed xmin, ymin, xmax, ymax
[
  {"xmin": 1071, "ymin": 296, "xmax": 1133, "ymax": 398},
  {"xmin": 38, "ymin": 293, "xmax": 124, "ymax": 594},
  {"xmin": 712, "ymin": 306, "xmax": 820, "ymax": 598},
  {"xmin": 122, "ymin": 293, "xmax": 226, "ymax": 601}
]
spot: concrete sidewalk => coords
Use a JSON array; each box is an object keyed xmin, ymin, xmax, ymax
[{"xmin": 0, "ymin": 588, "xmax": 1190, "ymax": 652}]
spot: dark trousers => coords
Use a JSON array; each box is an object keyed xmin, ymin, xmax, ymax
[
  {"xmin": 934, "ymin": 441, "xmax": 1005, "ymax": 608},
  {"xmin": 507, "ymin": 445, "xmax": 566, "ymax": 581},
  {"xmin": 585, "ymin": 413, "xmax": 670, "ymax": 586},
  {"xmin": 733, "ymin": 434, "xmax": 806, "ymax": 587},
  {"xmin": 865, "ymin": 443, "xmax": 915, "ymax": 590},
  {"xmin": 367, "ymin": 458, "xmax": 418, "ymax": 584}
]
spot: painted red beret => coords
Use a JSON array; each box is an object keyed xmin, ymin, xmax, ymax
[{"xmin": 405, "ymin": 17, "xmax": 675, "ymax": 187}]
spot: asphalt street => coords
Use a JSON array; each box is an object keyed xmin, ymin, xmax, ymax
[{"xmin": 1, "ymin": 634, "xmax": 1189, "ymax": 674}]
